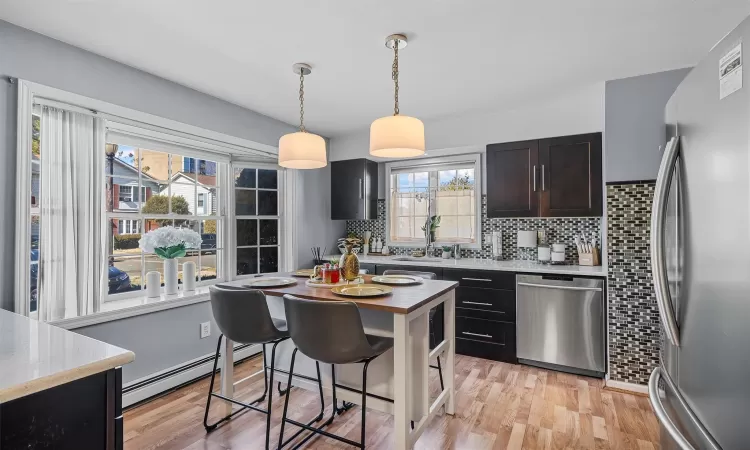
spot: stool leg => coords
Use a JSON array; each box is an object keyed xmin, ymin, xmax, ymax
[
  {"xmin": 361, "ymin": 359, "xmax": 373, "ymax": 449},
  {"xmin": 277, "ymin": 348, "xmax": 298, "ymax": 449},
  {"xmin": 203, "ymin": 334, "xmax": 224, "ymax": 431},
  {"xmin": 265, "ymin": 340, "xmax": 282, "ymax": 450},
  {"xmin": 333, "ymin": 364, "xmax": 355, "ymax": 415}
]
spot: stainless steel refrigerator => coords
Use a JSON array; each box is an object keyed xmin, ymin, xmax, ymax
[{"xmin": 650, "ymin": 15, "xmax": 750, "ymax": 450}]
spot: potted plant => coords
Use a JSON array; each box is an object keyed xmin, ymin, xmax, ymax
[
  {"xmin": 442, "ymin": 246, "xmax": 453, "ymax": 259},
  {"xmin": 139, "ymin": 226, "xmax": 202, "ymax": 295},
  {"xmin": 421, "ymin": 215, "xmax": 441, "ymax": 243}
]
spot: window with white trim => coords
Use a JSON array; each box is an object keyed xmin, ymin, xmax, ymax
[
  {"xmin": 386, "ymin": 154, "xmax": 482, "ymax": 248},
  {"xmin": 105, "ymin": 142, "xmax": 224, "ymax": 299},
  {"xmin": 15, "ymin": 81, "xmax": 288, "ymax": 324},
  {"xmin": 234, "ymin": 166, "xmax": 281, "ymax": 276}
]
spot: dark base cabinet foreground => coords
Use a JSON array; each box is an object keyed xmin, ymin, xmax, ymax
[
  {"xmin": 0, "ymin": 368, "xmax": 123, "ymax": 450},
  {"xmin": 443, "ymin": 268, "xmax": 518, "ymax": 364}
]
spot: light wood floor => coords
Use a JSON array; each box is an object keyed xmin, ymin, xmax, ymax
[{"xmin": 124, "ymin": 354, "xmax": 660, "ymax": 449}]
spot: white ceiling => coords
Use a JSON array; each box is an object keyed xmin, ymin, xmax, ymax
[{"xmin": 2, "ymin": 0, "xmax": 749, "ymax": 137}]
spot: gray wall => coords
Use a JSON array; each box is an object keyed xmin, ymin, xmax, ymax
[
  {"xmin": 605, "ymin": 68, "xmax": 691, "ymax": 182},
  {"xmin": 0, "ymin": 19, "xmax": 336, "ymax": 382}
]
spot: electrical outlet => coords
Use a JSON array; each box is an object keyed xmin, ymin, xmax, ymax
[{"xmin": 200, "ymin": 322, "xmax": 211, "ymax": 339}]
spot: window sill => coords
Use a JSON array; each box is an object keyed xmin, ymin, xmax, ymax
[{"xmin": 49, "ymin": 287, "xmax": 214, "ymax": 330}]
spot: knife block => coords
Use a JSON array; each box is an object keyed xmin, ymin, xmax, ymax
[{"xmin": 578, "ymin": 248, "xmax": 601, "ymax": 266}]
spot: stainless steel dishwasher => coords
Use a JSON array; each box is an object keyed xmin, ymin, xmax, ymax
[{"xmin": 516, "ymin": 274, "xmax": 605, "ymax": 377}]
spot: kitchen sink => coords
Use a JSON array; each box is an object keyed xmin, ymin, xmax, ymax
[{"xmin": 391, "ymin": 257, "xmax": 445, "ymax": 263}]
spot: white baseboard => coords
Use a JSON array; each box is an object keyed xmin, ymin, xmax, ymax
[
  {"xmin": 122, "ymin": 344, "xmax": 261, "ymax": 408},
  {"xmin": 605, "ymin": 379, "xmax": 649, "ymax": 395}
]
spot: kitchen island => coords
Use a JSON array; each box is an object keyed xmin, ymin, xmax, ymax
[
  {"xmin": 0, "ymin": 309, "xmax": 135, "ymax": 449},
  {"xmin": 216, "ymin": 274, "xmax": 457, "ymax": 450}
]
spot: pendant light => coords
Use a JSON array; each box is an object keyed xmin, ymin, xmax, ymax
[
  {"xmin": 370, "ymin": 34, "xmax": 425, "ymax": 158},
  {"xmin": 279, "ymin": 63, "xmax": 327, "ymax": 169}
]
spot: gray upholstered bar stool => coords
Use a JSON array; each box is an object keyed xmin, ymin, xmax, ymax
[
  {"xmin": 204, "ymin": 285, "xmax": 324, "ymax": 450},
  {"xmin": 277, "ymin": 294, "xmax": 394, "ymax": 450},
  {"xmin": 382, "ymin": 269, "xmax": 444, "ymax": 391}
]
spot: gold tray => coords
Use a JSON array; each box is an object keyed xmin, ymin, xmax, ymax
[
  {"xmin": 331, "ymin": 284, "xmax": 393, "ymax": 298},
  {"xmin": 292, "ymin": 269, "xmax": 315, "ymax": 277},
  {"xmin": 372, "ymin": 275, "xmax": 423, "ymax": 285}
]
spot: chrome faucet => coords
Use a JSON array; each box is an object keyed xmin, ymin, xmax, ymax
[{"xmin": 415, "ymin": 192, "xmax": 432, "ymax": 257}]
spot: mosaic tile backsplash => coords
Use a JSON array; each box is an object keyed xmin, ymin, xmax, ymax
[
  {"xmin": 346, "ymin": 197, "xmax": 601, "ymax": 263},
  {"xmin": 606, "ymin": 182, "xmax": 659, "ymax": 385}
]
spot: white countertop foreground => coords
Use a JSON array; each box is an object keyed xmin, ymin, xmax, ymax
[
  {"xmin": 0, "ymin": 309, "xmax": 135, "ymax": 403},
  {"xmin": 326, "ymin": 254, "xmax": 607, "ymax": 277}
]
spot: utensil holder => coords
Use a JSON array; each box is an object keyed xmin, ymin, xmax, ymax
[{"xmin": 578, "ymin": 248, "xmax": 601, "ymax": 266}]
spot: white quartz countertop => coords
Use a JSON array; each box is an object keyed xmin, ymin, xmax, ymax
[
  {"xmin": 326, "ymin": 254, "xmax": 607, "ymax": 277},
  {"xmin": 0, "ymin": 309, "xmax": 135, "ymax": 403}
]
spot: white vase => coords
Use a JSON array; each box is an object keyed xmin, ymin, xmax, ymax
[
  {"xmin": 164, "ymin": 258, "xmax": 178, "ymax": 295},
  {"xmin": 183, "ymin": 261, "xmax": 196, "ymax": 292}
]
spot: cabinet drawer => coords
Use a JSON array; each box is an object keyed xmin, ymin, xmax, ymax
[
  {"xmin": 456, "ymin": 316, "xmax": 515, "ymax": 346},
  {"xmin": 443, "ymin": 268, "xmax": 515, "ymax": 290},
  {"xmin": 456, "ymin": 338, "xmax": 516, "ymax": 363},
  {"xmin": 456, "ymin": 286, "xmax": 515, "ymax": 318}
]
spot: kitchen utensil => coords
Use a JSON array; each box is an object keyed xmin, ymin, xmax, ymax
[
  {"xmin": 372, "ymin": 275, "xmax": 423, "ymax": 285},
  {"xmin": 243, "ymin": 277, "xmax": 297, "ymax": 288},
  {"xmin": 331, "ymin": 284, "xmax": 393, "ymax": 297}
]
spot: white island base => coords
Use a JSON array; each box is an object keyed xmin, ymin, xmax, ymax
[{"xmin": 218, "ymin": 287, "xmax": 456, "ymax": 450}]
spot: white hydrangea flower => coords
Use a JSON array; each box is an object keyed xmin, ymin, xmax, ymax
[{"xmin": 139, "ymin": 226, "xmax": 203, "ymax": 253}]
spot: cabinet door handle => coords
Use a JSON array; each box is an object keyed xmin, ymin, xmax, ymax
[
  {"xmin": 462, "ymin": 277, "xmax": 492, "ymax": 282},
  {"xmin": 462, "ymin": 301, "xmax": 494, "ymax": 307},
  {"xmin": 359, "ymin": 178, "xmax": 363, "ymax": 199},
  {"xmin": 541, "ymin": 164, "xmax": 546, "ymax": 191},
  {"xmin": 462, "ymin": 331, "xmax": 492, "ymax": 339},
  {"xmin": 532, "ymin": 165, "xmax": 537, "ymax": 192}
]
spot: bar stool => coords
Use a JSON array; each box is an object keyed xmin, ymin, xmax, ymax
[
  {"xmin": 277, "ymin": 294, "xmax": 394, "ymax": 449},
  {"xmin": 204, "ymin": 285, "xmax": 324, "ymax": 450},
  {"xmin": 382, "ymin": 269, "xmax": 444, "ymax": 391}
]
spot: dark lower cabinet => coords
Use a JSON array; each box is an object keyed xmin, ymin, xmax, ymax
[
  {"xmin": 444, "ymin": 268, "xmax": 517, "ymax": 363},
  {"xmin": 0, "ymin": 368, "xmax": 123, "ymax": 450}
]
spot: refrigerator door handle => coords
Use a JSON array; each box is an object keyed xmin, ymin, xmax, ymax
[
  {"xmin": 651, "ymin": 137, "xmax": 681, "ymax": 346},
  {"xmin": 648, "ymin": 367, "xmax": 722, "ymax": 450}
]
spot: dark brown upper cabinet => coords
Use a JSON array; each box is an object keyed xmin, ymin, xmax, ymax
[
  {"xmin": 486, "ymin": 140, "xmax": 539, "ymax": 217},
  {"xmin": 486, "ymin": 132, "xmax": 602, "ymax": 218},
  {"xmin": 330, "ymin": 158, "xmax": 378, "ymax": 220}
]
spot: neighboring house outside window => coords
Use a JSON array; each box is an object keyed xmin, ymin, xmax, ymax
[{"xmin": 106, "ymin": 156, "xmax": 161, "ymax": 234}]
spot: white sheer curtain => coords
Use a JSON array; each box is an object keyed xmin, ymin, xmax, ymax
[{"xmin": 38, "ymin": 106, "xmax": 107, "ymax": 321}]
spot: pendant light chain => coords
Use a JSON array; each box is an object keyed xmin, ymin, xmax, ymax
[
  {"xmin": 392, "ymin": 39, "xmax": 400, "ymax": 116},
  {"xmin": 299, "ymin": 70, "xmax": 306, "ymax": 132}
]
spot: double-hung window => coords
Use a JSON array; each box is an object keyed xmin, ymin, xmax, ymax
[
  {"xmin": 104, "ymin": 137, "xmax": 226, "ymax": 300},
  {"xmin": 233, "ymin": 165, "xmax": 282, "ymax": 276},
  {"xmin": 385, "ymin": 154, "xmax": 482, "ymax": 248}
]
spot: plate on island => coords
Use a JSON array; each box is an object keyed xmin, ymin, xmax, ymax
[
  {"xmin": 372, "ymin": 275, "xmax": 423, "ymax": 286},
  {"xmin": 243, "ymin": 277, "xmax": 297, "ymax": 288},
  {"xmin": 292, "ymin": 269, "xmax": 315, "ymax": 277},
  {"xmin": 331, "ymin": 284, "xmax": 393, "ymax": 298}
]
